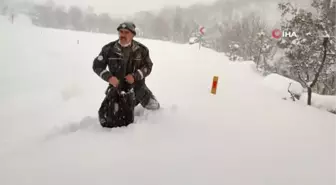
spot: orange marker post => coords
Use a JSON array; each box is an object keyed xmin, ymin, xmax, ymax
[{"xmin": 211, "ymin": 76, "xmax": 219, "ymax": 94}]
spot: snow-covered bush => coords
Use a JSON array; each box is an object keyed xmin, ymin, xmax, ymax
[{"xmin": 227, "ymin": 42, "xmax": 243, "ymax": 61}]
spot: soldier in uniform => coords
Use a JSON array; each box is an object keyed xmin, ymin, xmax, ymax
[{"xmin": 92, "ymin": 22, "xmax": 160, "ymax": 111}]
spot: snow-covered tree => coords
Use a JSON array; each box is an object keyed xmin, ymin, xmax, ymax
[
  {"xmin": 182, "ymin": 24, "xmax": 191, "ymax": 43},
  {"xmin": 318, "ymin": 63, "xmax": 336, "ymax": 94},
  {"xmin": 253, "ymin": 31, "xmax": 277, "ymax": 74},
  {"xmin": 68, "ymin": 6, "xmax": 84, "ymax": 30},
  {"xmin": 227, "ymin": 42, "xmax": 242, "ymax": 61},
  {"xmin": 219, "ymin": 12, "xmax": 271, "ymax": 60},
  {"xmin": 172, "ymin": 6, "xmax": 183, "ymax": 42},
  {"xmin": 150, "ymin": 15, "xmax": 171, "ymax": 40},
  {"xmin": 0, "ymin": 0, "xmax": 7, "ymax": 15},
  {"xmin": 277, "ymin": 0, "xmax": 336, "ymax": 105},
  {"xmin": 54, "ymin": 5, "xmax": 68, "ymax": 28},
  {"xmin": 96, "ymin": 13, "xmax": 114, "ymax": 34}
]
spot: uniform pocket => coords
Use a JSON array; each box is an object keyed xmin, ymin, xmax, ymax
[
  {"xmin": 108, "ymin": 58, "xmax": 122, "ymax": 73},
  {"xmin": 131, "ymin": 58, "xmax": 142, "ymax": 71}
]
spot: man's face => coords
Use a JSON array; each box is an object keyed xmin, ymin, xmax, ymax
[{"xmin": 119, "ymin": 29, "xmax": 134, "ymax": 45}]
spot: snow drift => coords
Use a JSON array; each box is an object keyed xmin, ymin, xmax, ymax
[
  {"xmin": 263, "ymin": 73, "xmax": 304, "ymax": 96},
  {"xmin": 300, "ymin": 93, "xmax": 336, "ymax": 113},
  {"xmin": 263, "ymin": 73, "xmax": 336, "ymax": 113}
]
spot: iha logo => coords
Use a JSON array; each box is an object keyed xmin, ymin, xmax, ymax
[{"xmin": 272, "ymin": 29, "xmax": 298, "ymax": 39}]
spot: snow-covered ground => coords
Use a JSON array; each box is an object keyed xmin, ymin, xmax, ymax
[
  {"xmin": 263, "ymin": 73, "xmax": 336, "ymax": 113},
  {"xmin": 300, "ymin": 92, "xmax": 336, "ymax": 113},
  {"xmin": 263, "ymin": 73, "xmax": 304, "ymax": 97},
  {"xmin": 0, "ymin": 15, "xmax": 335, "ymax": 185}
]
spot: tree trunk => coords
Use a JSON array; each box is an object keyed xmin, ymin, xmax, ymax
[
  {"xmin": 307, "ymin": 37, "xmax": 329, "ymax": 106},
  {"xmin": 257, "ymin": 36, "xmax": 263, "ymax": 68},
  {"xmin": 307, "ymin": 87, "xmax": 312, "ymax": 105}
]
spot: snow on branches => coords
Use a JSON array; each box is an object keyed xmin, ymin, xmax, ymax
[{"xmin": 277, "ymin": 0, "xmax": 336, "ymax": 104}]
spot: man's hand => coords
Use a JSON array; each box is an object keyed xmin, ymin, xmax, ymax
[
  {"xmin": 125, "ymin": 74, "xmax": 135, "ymax": 84},
  {"xmin": 108, "ymin": 76, "xmax": 119, "ymax": 87}
]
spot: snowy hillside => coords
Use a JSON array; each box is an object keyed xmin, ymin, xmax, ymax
[{"xmin": 0, "ymin": 15, "xmax": 335, "ymax": 185}]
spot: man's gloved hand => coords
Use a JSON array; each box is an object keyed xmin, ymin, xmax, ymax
[
  {"xmin": 125, "ymin": 74, "xmax": 135, "ymax": 84},
  {"xmin": 108, "ymin": 76, "xmax": 119, "ymax": 87}
]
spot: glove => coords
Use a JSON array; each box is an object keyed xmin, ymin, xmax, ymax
[{"xmin": 132, "ymin": 69, "xmax": 144, "ymax": 81}]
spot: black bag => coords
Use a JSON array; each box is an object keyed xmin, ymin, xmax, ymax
[{"xmin": 98, "ymin": 86, "xmax": 136, "ymax": 128}]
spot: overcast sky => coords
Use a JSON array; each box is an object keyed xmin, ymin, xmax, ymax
[{"xmin": 24, "ymin": 0, "xmax": 218, "ymax": 16}]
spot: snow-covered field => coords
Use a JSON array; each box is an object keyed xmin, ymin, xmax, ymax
[
  {"xmin": 263, "ymin": 73, "xmax": 336, "ymax": 113},
  {"xmin": 0, "ymin": 15, "xmax": 335, "ymax": 185}
]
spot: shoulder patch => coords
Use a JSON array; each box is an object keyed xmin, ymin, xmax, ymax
[{"xmin": 98, "ymin": 55, "xmax": 103, "ymax": 61}]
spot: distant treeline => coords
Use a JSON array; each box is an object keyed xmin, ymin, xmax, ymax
[
  {"xmin": 0, "ymin": 0, "xmax": 282, "ymax": 47},
  {"xmin": 23, "ymin": 2, "xmax": 195, "ymax": 43},
  {"xmin": 30, "ymin": 4, "xmax": 122, "ymax": 34}
]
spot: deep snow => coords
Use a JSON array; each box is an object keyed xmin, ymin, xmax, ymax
[
  {"xmin": 0, "ymin": 15, "xmax": 335, "ymax": 185},
  {"xmin": 263, "ymin": 73, "xmax": 336, "ymax": 113}
]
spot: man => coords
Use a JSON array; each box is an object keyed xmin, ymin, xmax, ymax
[{"xmin": 92, "ymin": 22, "xmax": 160, "ymax": 111}]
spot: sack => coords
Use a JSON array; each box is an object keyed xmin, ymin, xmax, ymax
[{"xmin": 98, "ymin": 86, "xmax": 136, "ymax": 128}]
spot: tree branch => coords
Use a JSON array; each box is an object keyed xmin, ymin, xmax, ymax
[
  {"xmin": 287, "ymin": 82, "xmax": 298, "ymax": 101},
  {"xmin": 297, "ymin": 72, "xmax": 308, "ymax": 88},
  {"xmin": 310, "ymin": 37, "xmax": 329, "ymax": 88}
]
